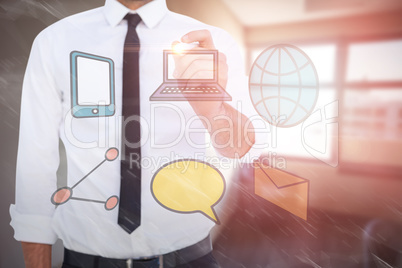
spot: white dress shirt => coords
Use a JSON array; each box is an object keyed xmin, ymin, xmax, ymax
[{"xmin": 10, "ymin": 0, "xmax": 267, "ymax": 258}]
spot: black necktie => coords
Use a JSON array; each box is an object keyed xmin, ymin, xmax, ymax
[{"xmin": 118, "ymin": 13, "xmax": 142, "ymax": 234}]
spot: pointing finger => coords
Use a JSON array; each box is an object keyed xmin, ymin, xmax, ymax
[{"xmin": 181, "ymin": 30, "xmax": 215, "ymax": 49}]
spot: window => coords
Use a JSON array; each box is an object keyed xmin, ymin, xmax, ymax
[
  {"xmin": 347, "ymin": 39, "xmax": 402, "ymax": 82},
  {"xmin": 248, "ymin": 38, "xmax": 402, "ymax": 172},
  {"xmin": 342, "ymin": 39, "xmax": 402, "ymax": 170}
]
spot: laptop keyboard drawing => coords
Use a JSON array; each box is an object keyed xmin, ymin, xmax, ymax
[{"xmin": 150, "ymin": 50, "xmax": 232, "ymax": 101}]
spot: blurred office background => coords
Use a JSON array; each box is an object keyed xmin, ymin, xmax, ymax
[{"xmin": 1, "ymin": 0, "xmax": 401, "ymax": 267}]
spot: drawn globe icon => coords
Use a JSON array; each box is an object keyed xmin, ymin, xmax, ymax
[{"xmin": 249, "ymin": 44, "xmax": 319, "ymax": 127}]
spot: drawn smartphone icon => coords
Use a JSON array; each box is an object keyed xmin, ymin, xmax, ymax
[{"xmin": 70, "ymin": 51, "xmax": 115, "ymax": 118}]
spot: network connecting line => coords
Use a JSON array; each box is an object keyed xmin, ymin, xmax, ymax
[{"xmin": 51, "ymin": 147, "xmax": 119, "ymax": 211}]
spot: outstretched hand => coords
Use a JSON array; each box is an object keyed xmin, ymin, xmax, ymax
[
  {"xmin": 171, "ymin": 30, "xmax": 255, "ymax": 158},
  {"xmin": 171, "ymin": 30, "xmax": 228, "ymax": 117}
]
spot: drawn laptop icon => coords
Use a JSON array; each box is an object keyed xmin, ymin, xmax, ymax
[{"xmin": 150, "ymin": 50, "xmax": 232, "ymax": 101}]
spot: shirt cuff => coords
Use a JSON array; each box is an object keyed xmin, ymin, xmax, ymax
[{"xmin": 9, "ymin": 204, "xmax": 58, "ymax": 244}]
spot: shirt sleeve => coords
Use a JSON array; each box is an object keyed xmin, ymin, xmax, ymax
[
  {"xmin": 9, "ymin": 29, "xmax": 62, "ymax": 244},
  {"xmin": 214, "ymin": 29, "xmax": 269, "ymax": 162}
]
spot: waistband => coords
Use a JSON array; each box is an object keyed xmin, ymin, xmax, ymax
[{"xmin": 63, "ymin": 235, "xmax": 212, "ymax": 268}]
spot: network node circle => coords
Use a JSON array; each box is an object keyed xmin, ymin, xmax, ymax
[
  {"xmin": 51, "ymin": 187, "xmax": 72, "ymax": 205},
  {"xmin": 105, "ymin": 147, "xmax": 119, "ymax": 161},
  {"xmin": 105, "ymin": 195, "xmax": 119, "ymax": 210},
  {"xmin": 249, "ymin": 44, "xmax": 319, "ymax": 127}
]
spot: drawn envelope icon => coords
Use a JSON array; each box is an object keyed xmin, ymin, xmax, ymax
[{"xmin": 253, "ymin": 161, "xmax": 309, "ymax": 220}]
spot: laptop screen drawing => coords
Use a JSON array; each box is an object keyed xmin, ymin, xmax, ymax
[
  {"xmin": 166, "ymin": 53, "xmax": 215, "ymax": 81},
  {"xmin": 150, "ymin": 50, "xmax": 232, "ymax": 101}
]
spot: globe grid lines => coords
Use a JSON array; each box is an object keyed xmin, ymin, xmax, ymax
[
  {"xmin": 253, "ymin": 96, "xmax": 309, "ymax": 114},
  {"xmin": 250, "ymin": 83, "xmax": 317, "ymax": 89},
  {"xmin": 254, "ymin": 60, "xmax": 311, "ymax": 76},
  {"xmin": 260, "ymin": 47, "xmax": 304, "ymax": 126},
  {"xmin": 277, "ymin": 46, "xmax": 281, "ymax": 122},
  {"xmin": 280, "ymin": 46, "xmax": 303, "ymax": 126},
  {"xmin": 249, "ymin": 44, "xmax": 319, "ymax": 128},
  {"xmin": 258, "ymin": 47, "xmax": 278, "ymax": 122}
]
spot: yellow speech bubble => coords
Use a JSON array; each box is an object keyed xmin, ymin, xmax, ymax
[{"xmin": 151, "ymin": 159, "xmax": 225, "ymax": 224}]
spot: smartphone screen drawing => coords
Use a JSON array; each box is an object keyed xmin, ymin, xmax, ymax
[{"xmin": 70, "ymin": 51, "xmax": 115, "ymax": 118}]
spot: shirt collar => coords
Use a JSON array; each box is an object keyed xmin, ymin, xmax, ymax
[{"xmin": 103, "ymin": 0, "xmax": 168, "ymax": 28}]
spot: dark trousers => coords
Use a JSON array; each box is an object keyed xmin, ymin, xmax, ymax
[{"xmin": 62, "ymin": 251, "xmax": 220, "ymax": 268}]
